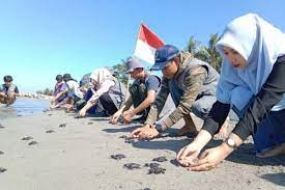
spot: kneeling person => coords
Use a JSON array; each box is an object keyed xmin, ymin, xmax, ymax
[
  {"xmin": 111, "ymin": 57, "xmax": 161, "ymax": 124},
  {"xmin": 78, "ymin": 68, "xmax": 127, "ymax": 117},
  {"xmin": 0, "ymin": 75, "xmax": 19, "ymax": 106},
  {"xmin": 132, "ymin": 45, "xmax": 225, "ymax": 139}
]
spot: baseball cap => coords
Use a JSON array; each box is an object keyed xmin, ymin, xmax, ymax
[
  {"xmin": 150, "ymin": 45, "xmax": 180, "ymax": 71},
  {"xmin": 125, "ymin": 57, "xmax": 144, "ymax": 73}
]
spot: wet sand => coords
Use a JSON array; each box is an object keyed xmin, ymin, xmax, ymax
[{"xmin": 0, "ymin": 110, "xmax": 284, "ymax": 190}]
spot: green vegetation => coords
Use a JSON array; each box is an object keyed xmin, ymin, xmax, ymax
[
  {"xmin": 112, "ymin": 59, "xmax": 129, "ymax": 86},
  {"xmin": 186, "ymin": 33, "xmax": 222, "ymax": 72},
  {"xmin": 37, "ymin": 88, "xmax": 53, "ymax": 96}
]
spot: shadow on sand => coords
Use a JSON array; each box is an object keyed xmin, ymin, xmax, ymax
[{"xmin": 260, "ymin": 173, "xmax": 285, "ymax": 187}]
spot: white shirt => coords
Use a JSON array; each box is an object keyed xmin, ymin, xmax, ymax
[{"xmin": 66, "ymin": 80, "xmax": 83, "ymax": 99}]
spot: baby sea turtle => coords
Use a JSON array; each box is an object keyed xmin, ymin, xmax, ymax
[
  {"xmin": 144, "ymin": 162, "xmax": 160, "ymax": 168},
  {"xmin": 123, "ymin": 163, "xmax": 141, "ymax": 170},
  {"xmin": 28, "ymin": 141, "xmax": 38, "ymax": 146},
  {"xmin": 59, "ymin": 123, "xmax": 66, "ymax": 128},
  {"xmin": 141, "ymin": 188, "xmax": 151, "ymax": 190},
  {"xmin": 43, "ymin": 108, "xmax": 50, "ymax": 112},
  {"xmin": 21, "ymin": 136, "xmax": 33, "ymax": 141},
  {"xmin": 170, "ymin": 159, "xmax": 180, "ymax": 167},
  {"xmin": 46, "ymin": 130, "xmax": 55, "ymax": 133},
  {"xmin": 0, "ymin": 150, "xmax": 4, "ymax": 155},
  {"xmin": 0, "ymin": 123, "xmax": 5, "ymax": 128},
  {"xmin": 110, "ymin": 154, "xmax": 126, "ymax": 160},
  {"xmin": 152, "ymin": 156, "xmax": 168, "ymax": 162},
  {"xmin": 119, "ymin": 135, "xmax": 128, "ymax": 139},
  {"xmin": 48, "ymin": 113, "xmax": 52, "ymax": 116},
  {"xmin": 87, "ymin": 121, "xmax": 93, "ymax": 125},
  {"xmin": 148, "ymin": 167, "xmax": 166, "ymax": 174},
  {"xmin": 125, "ymin": 139, "xmax": 135, "ymax": 144},
  {"xmin": 0, "ymin": 167, "xmax": 7, "ymax": 173}
]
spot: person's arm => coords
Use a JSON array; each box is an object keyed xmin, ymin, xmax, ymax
[
  {"xmin": 129, "ymin": 76, "xmax": 160, "ymax": 116},
  {"xmin": 144, "ymin": 77, "xmax": 170, "ymax": 126},
  {"xmin": 232, "ymin": 56, "xmax": 285, "ymax": 141},
  {"xmin": 81, "ymin": 80, "xmax": 115, "ymax": 112},
  {"xmin": 53, "ymin": 89, "xmax": 68, "ymax": 102},
  {"xmin": 120, "ymin": 97, "xmax": 133, "ymax": 112},
  {"xmin": 201, "ymin": 101, "xmax": 231, "ymax": 135},
  {"xmin": 14, "ymin": 86, "xmax": 19, "ymax": 96},
  {"xmin": 130, "ymin": 90, "xmax": 156, "ymax": 116},
  {"xmin": 162, "ymin": 66, "xmax": 207, "ymax": 130}
]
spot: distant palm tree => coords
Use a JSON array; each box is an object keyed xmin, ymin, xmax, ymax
[
  {"xmin": 207, "ymin": 33, "xmax": 222, "ymax": 72},
  {"xmin": 112, "ymin": 58, "xmax": 128, "ymax": 86},
  {"xmin": 186, "ymin": 34, "xmax": 222, "ymax": 72}
]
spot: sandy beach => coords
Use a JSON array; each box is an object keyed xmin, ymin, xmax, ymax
[{"xmin": 0, "ymin": 110, "xmax": 284, "ymax": 190}]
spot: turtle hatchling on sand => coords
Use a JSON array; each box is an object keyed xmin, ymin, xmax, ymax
[
  {"xmin": 119, "ymin": 135, "xmax": 128, "ymax": 139},
  {"xmin": 59, "ymin": 123, "xmax": 66, "ymax": 128},
  {"xmin": 21, "ymin": 136, "xmax": 33, "ymax": 141},
  {"xmin": 125, "ymin": 139, "xmax": 135, "ymax": 144},
  {"xmin": 152, "ymin": 156, "xmax": 168, "ymax": 162},
  {"xmin": 0, "ymin": 151, "xmax": 4, "ymax": 155},
  {"xmin": 110, "ymin": 154, "xmax": 126, "ymax": 160},
  {"xmin": 144, "ymin": 162, "xmax": 160, "ymax": 168},
  {"xmin": 0, "ymin": 167, "xmax": 7, "ymax": 173},
  {"xmin": 123, "ymin": 163, "xmax": 141, "ymax": 170},
  {"xmin": 46, "ymin": 130, "xmax": 55, "ymax": 133},
  {"xmin": 0, "ymin": 123, "xmax": 5, "ymax": 128},
  {"xmin": 148, "ymin": 167, "xmax": 166, "ymax": 174},
  {"xmin": 28, "ymin": 141, "xmax": 38, "ymax": 146}
]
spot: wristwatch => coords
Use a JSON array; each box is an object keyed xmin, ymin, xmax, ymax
[
  {"xmin": 154, "ymin": 122, "xmax": 164, "ymax": 133},
  {"xmin": 225, "ymin": 137, "xmax": 237, "ymax": 149}
]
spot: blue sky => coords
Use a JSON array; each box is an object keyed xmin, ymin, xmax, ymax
[{"xmin": 0, "ymin": 0, "xmax": 284, "ymax": 92}]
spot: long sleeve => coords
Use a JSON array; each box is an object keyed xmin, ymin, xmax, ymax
[
  {"xmin": 87, "ymin": 80, "xmax": 115, "ymax": 104},
  {"xmin": 163, "ymin": 66, "xmax": 207, "ymax": 128},
  {"xmin": 233, "ymin": 56, "xmax": 285, "ymax": 140},
  {"xmin": 202, "ymin": 101, "xmax": 231, "ymax": 135}
]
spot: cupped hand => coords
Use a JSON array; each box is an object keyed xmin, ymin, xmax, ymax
[
  {"xmin": 189, "ymin": 144, "xmax": 232, "ymax": 171},
  {"xmin": 176, "ymin": 142, "xmax": 202, "ymax": 167}
]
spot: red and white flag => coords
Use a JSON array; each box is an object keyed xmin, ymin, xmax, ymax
[{"xmin": 133, "ymin": 23, "xmax": 164, "ymax": 64}]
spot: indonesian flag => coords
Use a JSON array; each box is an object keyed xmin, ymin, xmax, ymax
[{"xmin": 133, "ymin": 23, "xmax": 164, "ymax": 64}]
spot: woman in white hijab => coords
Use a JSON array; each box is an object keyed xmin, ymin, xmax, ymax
[
  {"xmin": 78, "ymin": 68, "xmax": 126, "ymax": 117},
  {"xmin": 177, "ymin": 13, "xmax": 285, "ymax": 171}
]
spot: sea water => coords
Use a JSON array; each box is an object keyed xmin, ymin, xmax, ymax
[{"xmin": 0, "ymin": 97, "xmax": 49, "ymax": 120}]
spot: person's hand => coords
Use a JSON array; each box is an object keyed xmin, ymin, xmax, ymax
[
  {"xmin": 122, "ymin": 110, "xmax": 135, "ymax": 124},
  {"xmin": 131, "ymin": 124, "xmax": 151, "ymax": 138},
  {"xmin": 176, "ymin": 142, "xmax": 202, "ymax": 167},
  {"xmin": 50, "ymin": 98, "xmax": 55, "ymax": 105},
  {"xmin": 188, "ymin": 143, "xmax": 233, "ymax": 171},
  {"xmin": 138, "ymin": 127, "xmax": 160, "ymax": 140},
  {"xmin": 131, "ymin": 124, "xmax": 159, "ymax": 140},
  {"xmin": 78, "ymin": 108, "xmax": 87, "ymax": 117},
  {"xmin": 110, "ymin": 110, "xmax": 122, "ymax": 124}
]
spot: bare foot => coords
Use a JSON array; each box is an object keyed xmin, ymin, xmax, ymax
[
  {"xmin": 256, "ymin": 144, "xmax": 285, "ymax": 158},
  {"xmin": 214, "ymin": 119, "xmax": 229, "ymax": 139},
  {"xmin": 178, "ymin": 125, "xmax": 198, "ymax": 136}
]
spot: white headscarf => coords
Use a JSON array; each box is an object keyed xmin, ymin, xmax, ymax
[
  {"xmin": 216, "ymin": 13, "xmax": 285, "ymax": 111},
  {"xmin": 89, "ymin": 68, "xmax": 113, "ymax": 87}
]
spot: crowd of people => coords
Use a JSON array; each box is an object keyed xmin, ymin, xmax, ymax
[{"xmin": 2, "ymin": 13, "xmax": 285, "ymax": 172}]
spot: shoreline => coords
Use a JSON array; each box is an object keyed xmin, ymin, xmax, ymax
[{"xmin": 0, "ymin": 110, "xmax": 284, "ymax": 190}]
